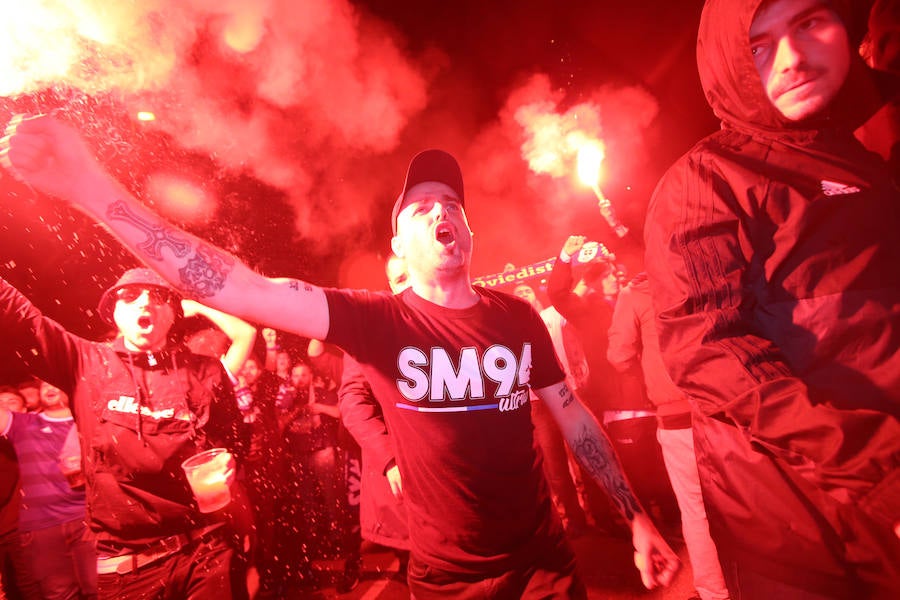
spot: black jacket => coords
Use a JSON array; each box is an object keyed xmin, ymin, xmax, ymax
[
  {"xmin": 645, "ymin": 0, "xmax": 900, "ymax": 594},
  {"xmin": 1, "ymin": 276, "xmax": 244, "ymax": 553}
]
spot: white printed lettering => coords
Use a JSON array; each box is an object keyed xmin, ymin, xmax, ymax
[
  {"xmin": 397, "ymin": 347, "xmax": 429, "ymax": 400},
  {"xmin": 430, "ymin": 347, "xmax": 484, "ymax": 401}
]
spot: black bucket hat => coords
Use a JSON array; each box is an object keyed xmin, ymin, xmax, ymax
[{"xmin": 97, "ymin": 268, "xmax": 184, "ymax": 326}]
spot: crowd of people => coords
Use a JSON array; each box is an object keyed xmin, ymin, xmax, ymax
[{"xmin": 0, "ymin": 0, "xmax": 898, "ymax": 598}]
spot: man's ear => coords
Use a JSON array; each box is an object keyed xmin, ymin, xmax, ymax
[{"xmin": 391, "ymin": 235, "xmax": 405, "ymax": 258}]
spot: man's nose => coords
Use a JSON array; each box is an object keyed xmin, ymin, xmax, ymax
[
  {"xmin": 773, "ymin": 34, "xmax": 804, "ymax": 72},
  {"xmin": 133, "ymin": 290, "xmax": 153, "ymax": 306}
]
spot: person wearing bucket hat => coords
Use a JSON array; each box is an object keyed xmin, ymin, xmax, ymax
[
  {"xmin": 0, "ymin": 266, "xmax": 249, "ymax": 599},
  {"xmin": 1, "ymin": 122, "xmax": 681, "ymax": 595},
  {"xmin": 644, "ymin": 0, "xmax": 900, "ymax": 598},
  {"xmin": 96, "ymin": 268, "xmax": 184, "ymax": 351}
]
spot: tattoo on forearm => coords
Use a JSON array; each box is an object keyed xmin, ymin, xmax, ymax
[
  {"xmin": 559, "ymin": 383, "xmax": 574, "ymax": 408},
  {"xmin": 178, "ymin": 244, "xmax": 235, "ymax": 298},
  {"xmin": 572, "ymin": 424, "xmax": 642, "ymax": 520},
  {"xmin": 107, "ymin": 200, "xmax": 191, "ymax": 260}
]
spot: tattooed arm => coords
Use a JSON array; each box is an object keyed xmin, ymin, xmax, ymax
[
  {"xmin": 1, "ymin": 114, "xmax": 331, "ymax": 340},
  {"xmin": 534, "ymin": 380, "xmax": 680, "ymax": 589}
]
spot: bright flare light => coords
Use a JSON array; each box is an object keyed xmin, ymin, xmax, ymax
[
  {"xmin": 576, "ymin": 141, "xmax": 605, "ymax": 190},
  {"xmin": 515, "ymin": 94, "xmax": 629, "ymax": 238},
  {"xmin": 137, "ymin": 111, "xmax": 156, "ymax": 121}
]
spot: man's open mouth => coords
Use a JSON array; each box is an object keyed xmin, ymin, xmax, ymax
[
  {"xmin": 435, "ymin": 223, "xmax": 455, "ymax": 245},
  {"xmin": 138, "ymin": 316, "xmax": 153, "ymax": 329}
]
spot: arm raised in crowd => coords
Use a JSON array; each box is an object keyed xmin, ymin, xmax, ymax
[
  {"xmin": 1, "ymin": 115, "xmax": 330, "ymax": 341},
  {"xmin": 181, "ymin": 299, "xmax": 257, "ymax": 377},
  {"xmin": 0, "ymin": 275, "xmax": 80, "ymax": 398},
  {"xmin": 546, "ymin": 236, "xmax": 588, "ymax": 322},
  {"xmin": 534, "ymin": 379, "xmax": 679, "ymax": 589}
]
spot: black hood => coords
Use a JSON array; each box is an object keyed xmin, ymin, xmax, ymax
[{"xmin": 697, "ymin": 0, "xmax": 875, "ymax": 135}]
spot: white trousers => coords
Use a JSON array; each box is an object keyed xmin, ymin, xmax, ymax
[{"xmin": 657, "ymin": 427, "xmax": 730, "ymax": 600}]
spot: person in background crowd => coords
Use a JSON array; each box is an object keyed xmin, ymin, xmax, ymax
[
  {"xmin": 306, "ymin": 338, "xmax": 345, "ymax": 392},
  {"xmin": 262, "ymin": 328, "xmax": 293, "ymax": 384},
  {"xmin": 0, "ymin": 386, "xmax": 41, "ymax": 600},
  {"xmin": 14, "ymin": 381, "xmax": 40, "ymax": 414},
  {"xmin": 338, "ymin": 254, "xmax": 413, "ymax": 590},
  {"xmin": 608, "ymin": 273, "xmax": 729, "ymax": 600},
  {"xmin": 0, "ymin": 381, "xmax": 96, "ymax": 599},
  {"xmin": 0, "ymin": 267, "xmax": 248, "ymax": 599},
  {"xmin": 1, "ymin": 123, "xmax": 681, "ymax": 596},
  {"xmin": 233, "ymin": 354, "xmax": 291, "ymax": 598},
  {"xmin": 283, "ymin": 361, "xmax": 343, "ymax": 554},
  {"xmin": 644, "ymin": 0, "xmax": 900, "ymax": 596},
  {"xmin": 0, "ymin": 387, "xmax": 25, "ymax": 415},
  {"xmin": 512, "ymin": 282, "xmax": 590, "ymax": 538},
  {"xmin": 867, "ymin": 0, "xmax": 900, "ymax": 72}
]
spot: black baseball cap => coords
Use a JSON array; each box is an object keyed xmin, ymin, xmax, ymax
[{"xmin": 391, "ymin": 149, "xmax": 465, "ymax": 235}]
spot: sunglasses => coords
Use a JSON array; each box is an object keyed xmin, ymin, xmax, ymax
[{"xmin": 115, "ymin": 286, "xmax": 177, "ymax": 305}]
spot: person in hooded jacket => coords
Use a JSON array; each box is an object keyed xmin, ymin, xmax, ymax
[
  {"xmin": 644, "ymin": 0, "xmax": 900, "ymax": 598},
  {"xmin": 0, "ymin": 268, "xmax": 248, "ymax": 599}
]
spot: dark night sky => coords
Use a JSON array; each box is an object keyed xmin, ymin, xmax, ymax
[{"xmin": 0, "ymin": 0, "xmax": 717, "ymax": 379}]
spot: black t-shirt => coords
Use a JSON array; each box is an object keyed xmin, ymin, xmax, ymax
[{"xmin": 326, "ymin": 286, "xmax": 566, "ymax": 574}]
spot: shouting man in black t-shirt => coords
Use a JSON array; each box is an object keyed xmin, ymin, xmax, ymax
[{"xmin": 2, "ymin": 120, "xmax": 679, "ymax": 598}]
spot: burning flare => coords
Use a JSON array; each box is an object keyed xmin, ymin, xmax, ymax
[
  {"xmin": 516, "ymin": 97, "xmax": 628, "ymax": 238},
  {"xmin": 576, "ymin": 141, "xmax": 628, "ymax": 238}
]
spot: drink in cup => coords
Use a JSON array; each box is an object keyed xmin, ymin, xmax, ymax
[
  {"xmin": 181, "ymin": 448, "xmax": 233, "ymax": 513},
  {"xmin": 58, "ymin": 425, "xmax": 84, "ymax": 490},
  {"xmin": 59, "ymin": 454, "xmax": 85, "ymax": 490}
]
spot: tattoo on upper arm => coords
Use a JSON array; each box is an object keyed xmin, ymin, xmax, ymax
[
  {"xmin": 288, "ymin": 280, "xmax": 313, "ymax": 293},
  {"xmin": 178, "ymin": 244, "xmax": 235, "ymax": 298},
  {"xmin": 572, "ymin": 424, "xmax": 642, "ymax": 520},
  {"xmin": 559, "ymin": 382, "xmax": 574, "ymax": 408},
  {"xmin": 107, "ymin": 200, "xmax": 191, "ymax": 260}
]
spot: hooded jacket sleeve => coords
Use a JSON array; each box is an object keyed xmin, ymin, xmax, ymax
[
  {"xmin": 0, "ymin": 275, "xmax": 81, "ymax": 396},
  {"xmin": 338, "ymin": 354, "xmax": 395, "ymax": 475},
  {"xmin": 644, "ymin": 155, "xmax": 900, "ymax": 525}
]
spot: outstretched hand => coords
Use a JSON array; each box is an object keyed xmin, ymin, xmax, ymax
[
  {"xmin": 631, "ymin": 512, "xmax": 680, "ymax": 589},
  {"xmin": 0, "ymin": 114, "xmax": 105, "ymax": 200}
]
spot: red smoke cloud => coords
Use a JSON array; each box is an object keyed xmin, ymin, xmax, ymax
[
  {"xmin": 1, "ymin": 1, "xmax": 663, "ymax": 282},
  {"xmin": 1, "ymin": 0, "xmax": 428, "ymax": 246}
]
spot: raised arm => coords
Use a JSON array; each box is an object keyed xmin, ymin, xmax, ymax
[
  {"xmin": 546, "ymin": 236, "xmax": 589, "ymax": 322},
  {"xmin": 534, "ymin": 379, "xmax": 679, "ymax": 589},
  {"xmin": 0, "ymin": 274, "xmax": 81, "ymax": 397},
  {"xmin": 1, "ymin": 115, "xmax": 329, "ymax": 340},
  {"xmin": 182, "ymin": 299, "xmax": 257, "ymax": 377}
]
